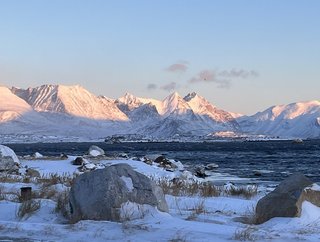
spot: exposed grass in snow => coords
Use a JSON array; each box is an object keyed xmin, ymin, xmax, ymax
[
  {"xmin": 17, "ymin": 199, "xmax": 41, "ymax": 219},
  {"xmin": 233, "ymin": 226, "xmax": 257, "ymax": 241},
  {"xmin": 0, "ymin": 185, "xmax": 5, "ymax": 200},
  {"xmin": 186, "ymin": 199, "xmax": 207, "ymax": 221},
  {"xmin": 155, "ymin": 178, "xmax": 258, "ymax": 199},
  {"xmin": 37, "ymin": 173, "xmax": 76, "ymax": 187},
  {"xmin": 55, "ymin": 190, "xmax": 70, "ymax": 220},
  {"xmin": 155, "ymin": 178, "xmax": 220, "ymax": 197},
  {"xmin": 226, "ymin": 185, "xmax": 258, "ymax": 199},
  {"xmin": 168, "ymin": 230, "xmax": 189, "ymax": 242},
  {"xmin": 0, "ymin": 173, "xmax": 27, "ymax": 183}
]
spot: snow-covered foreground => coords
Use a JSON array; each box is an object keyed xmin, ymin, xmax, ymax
[{"xmin": 1, "ymin": 157, "xmax": 320, "ymax": 241}]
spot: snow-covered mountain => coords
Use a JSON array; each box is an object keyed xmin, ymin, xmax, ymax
[
  {"xmin": 184, "ymin": 92, "xmax": 239, "ymax": 130},
  {"xmin": 0, "ymin": 86, "xmax": 64, "ymax": 135},
  {"xmin": 12, "ymin": 85, "xmax": 128, "ymax": 121},
  {"xmin": 115, "ymin": 91, "xmax": 240, "ymax": 137},
  {"xmin": 1, "ymin": 84, "xmax": 320, "ymax": 141},
  {"xmin": 238, "ymin": 101, "xmax": 320, "ymax": 138},
  {"xmin": 0, "ymin": 86, "xmax": 33, "ymax": 123}
]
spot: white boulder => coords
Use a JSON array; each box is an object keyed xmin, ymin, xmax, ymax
[
  {"xmin": 88, "ymin": 145, "xmax": 105, "ymax": 157},
  {"xmin": 33, "ymin": 152, "xmax": 44, "ymax": 158},
  {"xmin": 0, "ymin": 145, "xmax": 20, "ymax": 172}
]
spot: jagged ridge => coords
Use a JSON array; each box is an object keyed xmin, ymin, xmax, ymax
[{"xmin": 1, "ymin": 84, "xmax": 319, "ymax": 139}]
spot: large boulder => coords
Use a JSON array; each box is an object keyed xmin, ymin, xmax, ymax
[
  {"xmin": 69, "ymin": 163, "xmax": 168, "ymax": 222},
  {"xmin": 88, "ymin": 145, "xmax": 105, "ymax": 157},
  {"xmin": 0, "ymin": 145, "xmax": 20, "ymax": 172},
  {"xmin": 255, "ymin": 173, "xmax": 320, "ymax": 224}
]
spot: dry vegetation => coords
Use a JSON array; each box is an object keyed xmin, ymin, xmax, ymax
[
  {"xmin": 226, "ymin": 186, "xmax": 258, "ymax": 199},
  {"xmin": 0, "ymin": 171, "xmax": 75, "ymax": 223},
  {"xmin": 168, "ymin": 230, "xmax": 188, "ymax": 242},
  {"xmin": 233, "ymin": 226, "xmax": 257, "ymax": 241},
  {"xmin": 0, "ymin": 173, "xmax": 27, "ymax": 183},
  {"xmin": 155, "ymin": 179, "xmax": 220, "ymax": 197},
  {"xmin": 155, "ymin": 178, "xmax": 258, "ymax": 199},
  {"xmin": 17, "ymin": 199, "xmax": 41, "ymax": 219},
  {"xmin": 0, "ymin": 172, "xmax": 76, "ymax": 187},
  {"xmin": 0, "ymin": 185, "xmax": 5, "ymax": 201},
  {"xmin": 55, "ymin": 190, "xmax": 71, "ymax": 219},
  {"xmin": 37, "ymin": 173, "xmax": 76, "ymax": 187},
  {"xmin": 186, "ymin": 199, "xmax": 207, "ymax": 221}
]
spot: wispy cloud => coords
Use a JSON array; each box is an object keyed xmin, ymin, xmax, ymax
[
  {"xmin": 218, "ymin": 69, "xmax": 259, "ymax": 78},
  {"xmin": 160, "ymin": 82, "xmax": 178, "ymax": 91},
  {"xmin": 146, "ymin": 82, "xmax": 179, "ymax": 92},
  {"xmin": 189, "ymin": 70, "xmax": 216, "ymax": 83},
  {"xmin": 147, "ymin": 83, "xmax": 157, "ymax": 90},
  {"xmin": 189, "ymin": 68, "xmax": 258, "ymax": 88},
  {"xmin": 166, "ymin": 61, "xmax": 189, "ymax": 73}
]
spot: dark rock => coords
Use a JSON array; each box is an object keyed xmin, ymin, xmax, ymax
[
  {"xmin": 117, "ymin": 153, "xmax": 129, "ymax": 159},
  {"xmin": 254, "ymin": 171, "xmax": 262, "ymax": 177},
  {"xmin": 69, "ymin": 163, "xmax": 168, "ymax": 222},
  {"xmin": 60, "ymin": 153, "xmax": 68, "ymax": 159},
  {"xmin": 72, "ymin": 157, "xmax": 85, "ymax": 166},
  {"xmin": 194, "ymin": 166, "xmax": 208, "ymax": 178},
  {"xmin": 255, "ymin": 173, "xmax": 317, "ymax": 224},
  {"xmin": 154, "ymin": 156, "xmax": 177, "ymax": 169},
  {"xmin": 141, "ymin": 157, "xmax": 153, "ymax": 165}
]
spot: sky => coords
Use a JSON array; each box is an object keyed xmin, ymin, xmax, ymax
[{"xmin": 0, "ymin": 0, "xmax": 319, "ymax": 115}]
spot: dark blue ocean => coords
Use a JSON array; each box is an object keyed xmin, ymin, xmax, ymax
[{"xmin": 6, "ymin": 140, "xmax": 320, "ymax": 183}]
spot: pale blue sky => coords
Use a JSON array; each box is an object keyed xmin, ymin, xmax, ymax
[{"xmin": 0, "ymin": 0, "xmax": 319, "ymax": 114}]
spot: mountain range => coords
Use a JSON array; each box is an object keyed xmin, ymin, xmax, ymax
[{"xmin": 1, "ymin": 84, "xmax": 319, "ymax": 141}]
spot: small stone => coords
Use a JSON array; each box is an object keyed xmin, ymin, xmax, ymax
[{"xmin": 72, "ymin": 157, "xmax": 85, "ymax": 166}]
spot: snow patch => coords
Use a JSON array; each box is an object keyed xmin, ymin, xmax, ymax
[
  {"xmin": 89, "ymin": 150, "xmax": 101, "ymax": 157},
  {"xmin": 33, "ymin": 152, "xmax": 43, "ymax": 158},
  {"xmin": 300, "ymin": 201, "xmax": 320, "ymax": 223},
  {"xmin": 306, "ymin": 183, "xmax": 320, "ymax": 191},
  {"xmin": 121, "ymin": 176, "xmax": 134, "ymax": 192}
]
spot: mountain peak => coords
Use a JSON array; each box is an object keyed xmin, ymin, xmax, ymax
[
  {"xmin": 171, "ymin": 91, "xmax": 180, "ymax": 97},
  {"xmin": 164, "ymin": 91, "xmax": 182, "ymax": 102},
  {"xmin": 123, "ymin": 92, "xmax": 135, "ymax": 98},
  {"xmin": 117, "ymin": 92, "xmax": 141, "ymax": 105}
]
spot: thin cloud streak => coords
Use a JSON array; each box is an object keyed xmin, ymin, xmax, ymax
[
  {"xmin": 218, "ymin": 69, "xmax": 259, "ymax": 78},
  {"xmin": 166, "ymin": 61, "xmax": 189, "ymax": 73},
  {"xmin": 147, "ymin": 83, "xmax": 157, "ymax": 90},
  {"xmin": 189, "ymin": 68, "xmax": 258, "ymax": 89}
]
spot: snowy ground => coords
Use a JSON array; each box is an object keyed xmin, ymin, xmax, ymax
[{"xmin": 0, "ymin": 156, "xmax": 320, "ymax": 241}]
